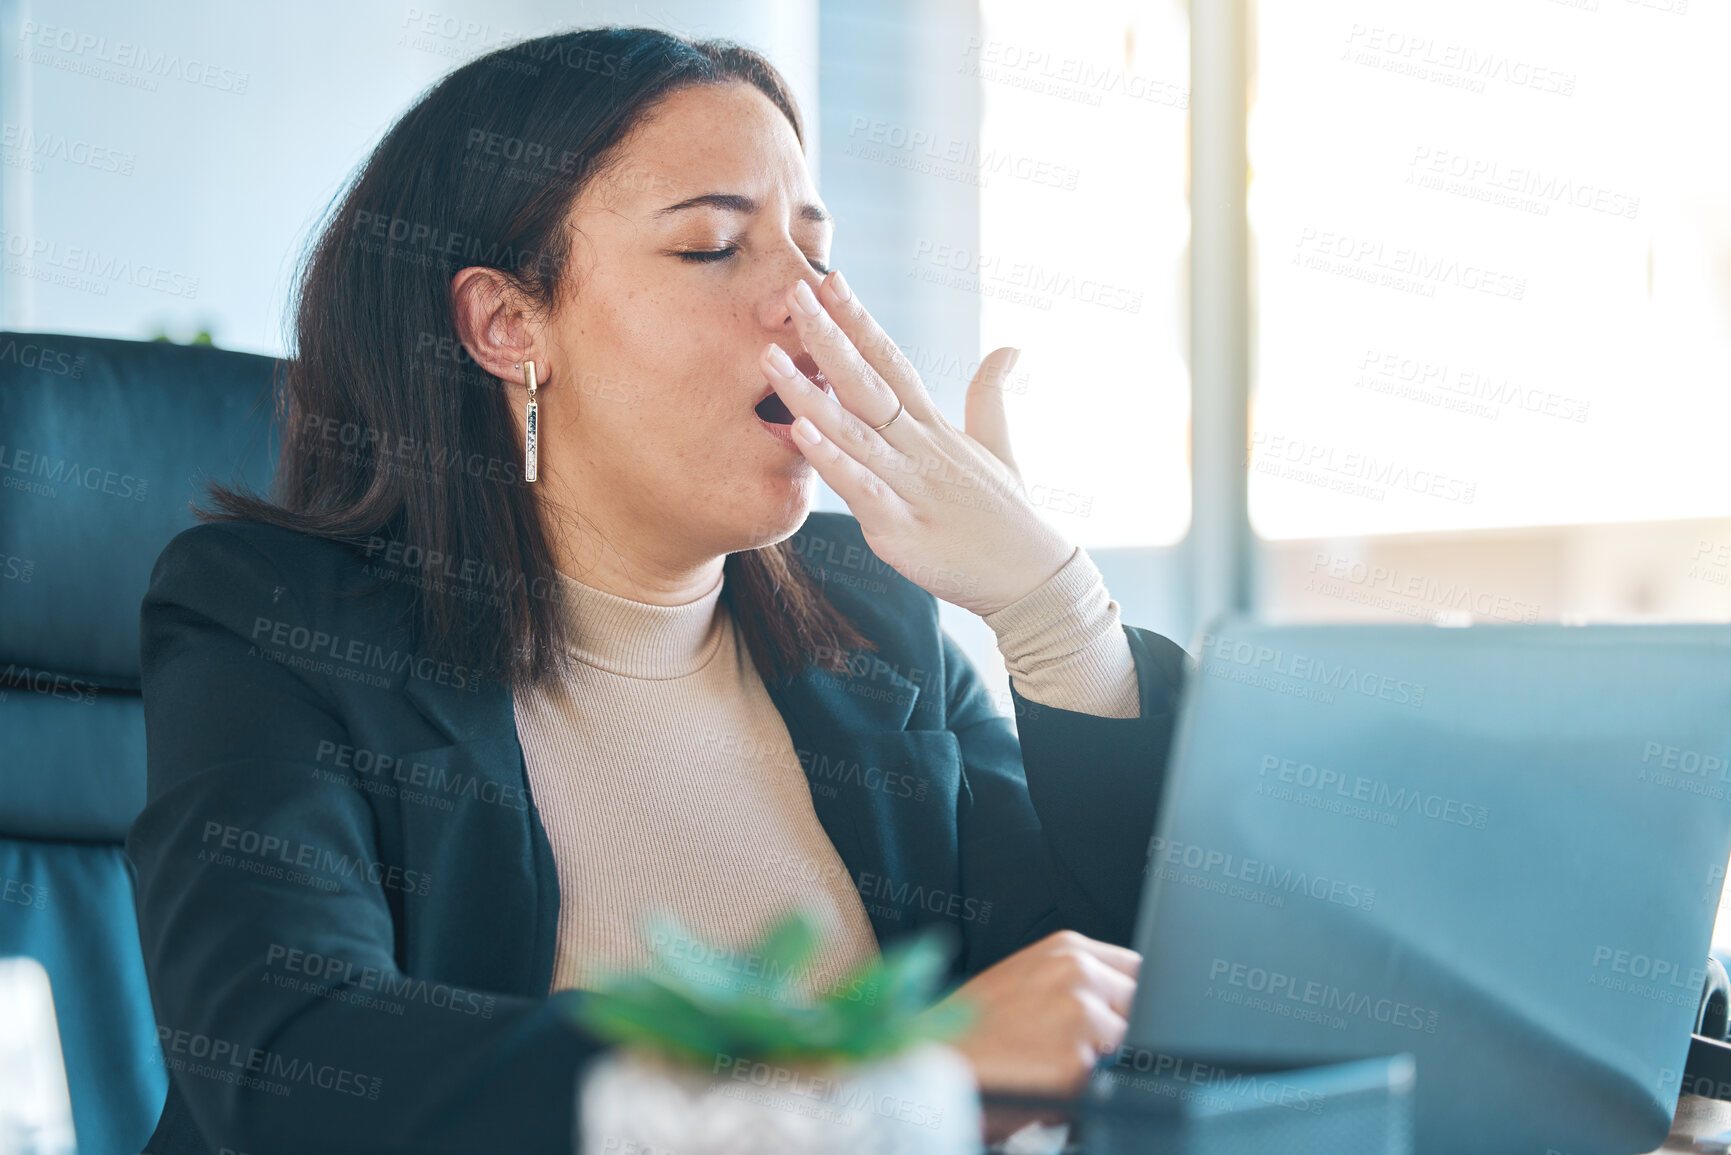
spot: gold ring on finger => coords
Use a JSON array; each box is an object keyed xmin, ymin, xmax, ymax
[{"xmin": 870, "ymin": 400, "xmax": 904, "ymax": 433}]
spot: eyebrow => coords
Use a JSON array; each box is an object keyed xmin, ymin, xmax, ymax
[{"xmin": 652, "ymin": 192, "xmax": 831, "ymax": 224}]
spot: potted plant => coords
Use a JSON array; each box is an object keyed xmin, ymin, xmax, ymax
[{"xmin": 564, "ymin": 908, "xmax": 983, "ymax": 1154}]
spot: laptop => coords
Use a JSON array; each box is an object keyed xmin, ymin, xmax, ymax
[
  {"xmin": 1122, "ymin": 619, "xmax": 1731, "ymax": 1155},
  {"xmin": 0, "ymin": 956, "xmax": 78, "ymax": 1155}
]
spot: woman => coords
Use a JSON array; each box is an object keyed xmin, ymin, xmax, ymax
[{"xmin": 127, "ymin": 25, "xmax": 1187, "ymax": 1154}]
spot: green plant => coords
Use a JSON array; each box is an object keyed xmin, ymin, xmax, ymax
[
  {"xmin": 565, "ymin": 908, "xmax": 976, "ymax": 1069},
  {"xmin": 147, "ymin": 327, "xmax": 214, "ymax": 346}
]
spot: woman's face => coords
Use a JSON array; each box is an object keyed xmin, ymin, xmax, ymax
[{"xmin": 532, "ymin": 81, "xmax": 835, "ymax": 566}]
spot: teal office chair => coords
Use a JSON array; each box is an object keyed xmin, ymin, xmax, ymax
[{"xmin": 0, "ymin": 332, "xmax": 278, "ymax": 1155}]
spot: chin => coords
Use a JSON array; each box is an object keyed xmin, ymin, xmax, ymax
[{"xmin": 738, "ymin": 473, "xmax": 817, "ymax": 550}]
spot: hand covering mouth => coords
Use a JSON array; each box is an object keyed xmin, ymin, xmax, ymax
[{"xmin": 755, "ymin": 351, "xmax": 831, "ymax": 424}]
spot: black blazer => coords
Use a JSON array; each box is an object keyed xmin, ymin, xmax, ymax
[{"xmin": 127, "ymin": 511, "xmax": 1187, "ymax": 1155}]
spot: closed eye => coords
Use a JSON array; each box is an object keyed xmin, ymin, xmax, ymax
[
  {"xmin": 676, "ymin": 246, "xmax": 738, "ymax": 264},
  {"xmin": 674, "ymin": 245, "xmax": 831, "ymax": 275}
]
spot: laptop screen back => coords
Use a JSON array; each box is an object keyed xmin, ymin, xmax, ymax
[{"xmin": 1126, "ymin": 621, "xmax": 1731, "ymax": 1155}]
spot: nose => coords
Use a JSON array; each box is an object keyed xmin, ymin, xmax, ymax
[{"xmin": 756, "ymin": 249, "xmax": 826, "ymax": 332}]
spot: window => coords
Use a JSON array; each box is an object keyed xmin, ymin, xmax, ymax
[
  {"xmin": 976, "ymin": 0, "xmax": 1192, "ymax": 549},
  {"xmin": 1252, "ymin": 0, "xmax": 1731, "ymax": 545},
  {"xmin": 1249, "ymin": 0, "xmax": 1731, "ymax": 949}
]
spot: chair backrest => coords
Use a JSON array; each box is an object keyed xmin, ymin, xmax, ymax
[{"xmin": 0, "ymin": 332, "xmax": 279, "ymax": 1155}]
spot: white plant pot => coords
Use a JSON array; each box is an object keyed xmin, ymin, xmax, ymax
[{"xmin": 577, "ymin": 1042, "xmax": 982, "ymax": 1155}]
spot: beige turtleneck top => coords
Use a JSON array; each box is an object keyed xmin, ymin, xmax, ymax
[{"xmin": 511, "ymin": 545, "xmax": 1139, "ymax": 998}]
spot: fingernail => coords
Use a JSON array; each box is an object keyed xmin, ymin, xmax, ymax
[
  {"xmin": 1004, "ymin": 347, "xmax": 1022, "ymax": 372},
  {"xmin": 828, "ymin": 270, "xmax": 852, "ymax": 302},
  {"xmin": 792, "ymin": 280, "xmax": 822, "ymax": 316},
  {"xmin": 767, "ymin": 345, "xmax": 797, "ymax": 377},
  {"xmin": 793, "ymin": 416, "xmax": 822, "ymax": 444}
]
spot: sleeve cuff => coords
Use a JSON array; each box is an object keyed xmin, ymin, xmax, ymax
[{"xmin": 981, "ymin": 547, "xmax": 1140, "ymax": 719}]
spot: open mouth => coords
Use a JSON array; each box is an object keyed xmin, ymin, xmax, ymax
[
  {"xmin": 755, "ymin": 351, "xmax": 831, "ymax": 424},
  {"xmin": 755, "ymin": 393, "xmax": 796, "ymax": 424}
]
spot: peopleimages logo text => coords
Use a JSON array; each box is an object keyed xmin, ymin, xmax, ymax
[
  {"xmin": 199, "ymin": 822, "xmax": 432, "ymax": 897},
  {"xmin": 1258, "ymin": 755, "xmax": 1489, "ymax": 829},
  {"xmin": 1199, "ymin": 632, "xmax": 1426, "ymax": 708},
  {"xmin": 0, "ymin": 444, "xmax": 148, "ymax": 500},
  {"xmin": 1148, "ymin": 837, "xmax": 1376, "ymax": 910},
  {"xmin": 250, "ymin": 616, "xmax": 479, "ymax": 692},
  {"xmin": 1208, "ymin": 958, "xmax": 1440, "ymax": 1033},
  {"xmin": 155, "ymin": 1027, "xmax": 380, "ymax": 1099}
]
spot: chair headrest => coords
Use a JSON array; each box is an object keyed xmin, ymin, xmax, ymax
[{"xmin": 0, "ymin": 332, "xmax": 279, "ymax": 689}]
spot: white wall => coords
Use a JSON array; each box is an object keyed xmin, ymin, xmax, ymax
[{"xmin": 0, "ymin": 0, "xmax": 818, "ymax": 354}]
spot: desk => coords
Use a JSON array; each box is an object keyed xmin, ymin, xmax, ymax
[
  {"xmin": 985, "ymin": 1095, "xmax": 1731, "ymax": 1154},
  {"xmin": 1653, "ymin": 1095, "xmax": 1731, "ymax": 1153}
]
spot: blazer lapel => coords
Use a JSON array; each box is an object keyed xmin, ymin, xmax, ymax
[
  {"xmin": 765, "ymin": 657, "xmax": 916, "ymax": 860},
  {"xmin": 400, "ymin": 669, "xmax": 517, "ymax": 745},
  {"xmin": 398, "ymin": 671, "xmax": 562, "ymax": 996},
  {"xmin": 767, "ymin": 659, "xmax": 968, "ymax": 951}
]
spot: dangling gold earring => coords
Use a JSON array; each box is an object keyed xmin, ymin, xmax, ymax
[{"xmin": 521, "ymin": 360, "xmax": 539, "ymax": 483}]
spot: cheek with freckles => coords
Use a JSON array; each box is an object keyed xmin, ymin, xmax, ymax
[
  {"xmin": 581, "ymin": 283, "xmax": 738, "ymax": 416},
  {"xmin": 550, "ymin": 271, "xmax": 802, "ymax": 525}
]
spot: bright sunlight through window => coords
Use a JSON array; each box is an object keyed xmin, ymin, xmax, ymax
[
  {"xmin": 975, "ymin": 0, "xmax": 1192, "ymax": 549},
  {"xmin": 1250, "ymin": 0, "xmax": 1731, "ymax": 540}
]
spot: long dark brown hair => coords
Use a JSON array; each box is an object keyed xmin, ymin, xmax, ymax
[{"xmin": 203, "ymin": 26, "xmax": 875, "ymax": 690}]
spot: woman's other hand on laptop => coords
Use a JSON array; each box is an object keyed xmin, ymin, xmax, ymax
[{"xmin": 942, "ymin": 929, "xmax": 1140, "ymax": 1095}]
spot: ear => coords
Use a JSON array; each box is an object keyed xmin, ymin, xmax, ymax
[{"xmin": 450, "ymin": 266, "xmax": 543, "ymax": 387}]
